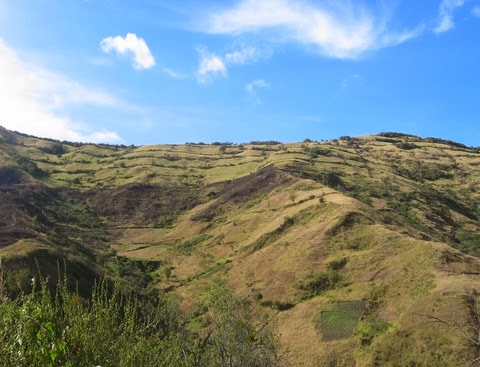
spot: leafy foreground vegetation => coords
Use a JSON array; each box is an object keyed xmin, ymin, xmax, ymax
[{"xmin": 0, "ymin": 265, "xmax": 284, "ymax": 367}]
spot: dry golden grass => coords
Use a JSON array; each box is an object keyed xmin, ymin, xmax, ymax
[{"xmin": 3, "ymin": 127, "xmax": 480, "ymax": 365}]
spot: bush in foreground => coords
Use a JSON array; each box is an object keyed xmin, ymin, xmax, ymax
[{"xmin": 0, "ymin": 264, "xmax": 284, "ymax": 367}]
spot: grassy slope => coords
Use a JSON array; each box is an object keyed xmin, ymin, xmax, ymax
[{"xmin": 1, "ymin": 128, "xmax": 480, "ymax": 365}]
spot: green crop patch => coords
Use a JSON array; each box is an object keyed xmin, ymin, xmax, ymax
[{"xmin": 319, "ymin": 302, "xmax": 366, "ymax": 341}]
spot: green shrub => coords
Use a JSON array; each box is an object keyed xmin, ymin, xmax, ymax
[
  {"xmin": 39, "ymin": 143, "xmax": 67, "ymax": 156},
  {"xmin": 250, "ymin": 216, "xmax": 296, "ymax": 254},
  {"xmin": 252, "ymin": 289, "xmax": 263, "ymax": 301},
  {"xmin": 377, "ymin": 132, "xmax": 419, "ymax": 139},
  {"xmin": 0, "ymin": 275, "xmax": 187, "ymax": 367},
  {"xmin": 354, "ymin": 319, "xmax": 391, "ymax": 345},
  {"xmin": 364, "ymin": 283, "xmax": 387, "ymax": 313},
  {"xmin": 178, "ymin": 234, "xmax": 212, "ymax": 254},
  {"xmin": 327, "ymin": 257, "xmax": 347, "ymax": 271},
  {"xmin": 318, "ymin": 172, "xmax": 346, "ymax": 191},
  {"xmin": 0, "ymin": 267, "xmax": 286, "ymax": 367},
  {"xmin": 261, "ymin": 300, "xmax": 295, "ymax": 311},
  {"xmin": 296, "ymin": 270, "xmax": 342, "ymax": 299},
  {"xmin": 192, "ymin": 284, "xmax": 284, "ymax": 367},
  {"xmin": 454, "ymin": 230, "xmax": 480, "ymax": 257},
  {"xmin": 13, "ymin": 154, "xmax": 49, "ymax": 178},
  {"xmin": 154, "ymin": 213, "xmax": 179, "ymax": 228},
  {"xmin": 394, "ymin": 142, "xmax": 417, "ymax": 150}
]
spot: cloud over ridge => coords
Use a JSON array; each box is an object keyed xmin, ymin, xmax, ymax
[{"xmin": 0, "ymin": 38, "xmax": 122, "ymax": 143}]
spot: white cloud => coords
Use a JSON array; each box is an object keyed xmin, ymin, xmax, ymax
[
  {"xmin": 225, "ymin": 46, "xmax": 259, "ymax": 64},
  {"xmin": 196, "ymin": 47, "xmax": 227, "ymax": 83},
  {"xmin": 204, "ymin": 0, "xmax": 419, "ymax": 59},
  {"xmin": 195, "ymin": 45, "xmax": 263, "ymax": 83},
  {"xmin": 0, "ymin": 38, "xmax": 122, "ymax": 143},
  {"xmin": 84, "ymin": 131, "xmax": 122, "ymax": 142},
  {"xmin": 246, "ymin": 79, "xmax": 270, "ymax": 103},
  {"xmin": 100, "ymin": 33, "xmax": 155, "ymax": 70},
  {"xmin": 380, "ymin": 25, "xmax": 425, "ymax": 46},
  {"xmin": 472, "ymin": 5, "xmax": 480, "ymax": 17},
  {"xmin": 434, "ymin": 0, "xmax": 467, "ymax": 33}
]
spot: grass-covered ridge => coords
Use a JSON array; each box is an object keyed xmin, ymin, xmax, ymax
[{"xmin": 2, "ymin": 127, "xmax": 480, "ymax": 365}]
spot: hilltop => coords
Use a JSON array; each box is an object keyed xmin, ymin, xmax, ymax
[{"xmin": 1, "ymin": 126, "xmax": 480, "ymax": 366}]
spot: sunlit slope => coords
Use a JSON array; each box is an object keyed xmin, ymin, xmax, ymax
[
  {"xmin": 111, "ymin": 164, "xmax": 480, "ymax": 366},
  {"xmin": 2, "ymin": 127, "xmax": 480, "ymax": 365}
]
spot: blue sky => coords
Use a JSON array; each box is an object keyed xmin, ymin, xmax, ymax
[{"xmin": 0, "ymin": 0, "xmax": 479, "ymax": 146}]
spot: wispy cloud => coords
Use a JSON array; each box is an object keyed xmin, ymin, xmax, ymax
[
  {"xmin": 434, "ymin": 0, "xmax": 467, "ymax": 33},
  {"xmin": 162, "ymin": 67, "xmax": 189, "ymax": 79},
  {"xmin": 196, "ymin": 45, "xmax": 263, "ymax": 83},
  {"xmin": 196, "ymin": 47, "xmax": 227, "ymax": 83},
  {"xmin": 472, "ymin": 5, "xmax": 480, "ymax": 17},
  {"xmin": 0, "ymin": 38, "xmax": 122, "ymax": 143},
  {"xmin": 246, "ymin": 79, "xmax": 270, "ymax": 103},
  {"xmin": 101, "ymin": 33, "xmax": 155, "ymax": 70},
  {"xmin": 225, "ymin": 46, "xmax": 259, "ymax": 65},
  {"xmin": 341, "ymin": 74, "xmax": 361, "ymax": 89},
  {"xmin": 203, "ymin": 0, "xmax": 420, "ymax": 59}
]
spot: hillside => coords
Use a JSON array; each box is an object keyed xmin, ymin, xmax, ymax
[{"xmin": 1, "ymin": 126, "xmax": 480, "ymax": 366}]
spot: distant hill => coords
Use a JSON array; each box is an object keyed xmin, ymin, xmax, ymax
[{"xmin": 1, "ymin": 126, "xmax": 480, "ymax": 366}]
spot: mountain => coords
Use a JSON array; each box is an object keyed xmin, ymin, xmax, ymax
[{"xmin": 1, "ymin": 126, "xmax": 480, "ymax": 366}]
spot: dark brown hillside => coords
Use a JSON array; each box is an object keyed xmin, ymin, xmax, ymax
[
  {"xmin": 192, "ymin": 165, "xmax": 291, "ymax": 222},
  {"xmin": 84, "ymin": 182, "xmax": 206, "ymax": 226},
  {"xmin": 0, "ymin": 167, "xmax": 29, "ymax": 185},
  {"xmin": 0, "ymin": 174, "xmax": 54, "ymax": 247}
]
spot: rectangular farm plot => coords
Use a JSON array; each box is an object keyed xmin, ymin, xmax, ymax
[{"xmin": 320, "ymin": 302, "xmax": 366, "ymax": 341}]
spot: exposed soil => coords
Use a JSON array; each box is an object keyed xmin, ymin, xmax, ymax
[
  {"xmin": 192, "ymin": 165, "xmax": 291, "ymax": 222},
  {"xmin": 0, "ymin": 167, "xmax": 29, "ymax": 185},
  {"xmin": 79, "ymin": 167, "xmax": 289, "ymax": 228},
  {"xmin": 0, "ymin": 178, "xmax": 57, "ymax": 247},
  {"xmin": 84, "ymin": 182, "xmax": 208, "ymax": 226}
]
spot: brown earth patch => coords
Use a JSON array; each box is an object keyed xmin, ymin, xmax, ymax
[
  {"xmin": 0, "ymin": 167, "xmax": 29, "ymax": 185},
  {"xmin": 84, "ymin": 182, "xmax": 209, "ymax": 226},
  {"xmin": 191, "ymin": 165, "xmax": 291, "ymax": 222},
  {"xmin": 0, "ymin": 181, "xmax": 58, "ymax": 247}
]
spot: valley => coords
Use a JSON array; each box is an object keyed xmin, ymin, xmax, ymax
[{"xmin": 1, "ymin": 127, "xmax": 480, "ymax": 365}]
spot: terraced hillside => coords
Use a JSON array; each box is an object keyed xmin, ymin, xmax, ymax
[{"xmin": 1, "ymin": 126, "xmax": 480, "ymax": 366}]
